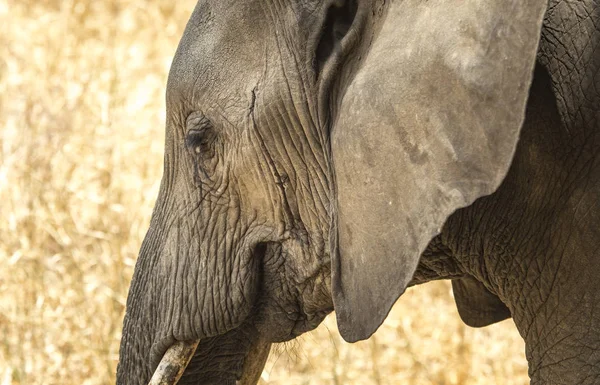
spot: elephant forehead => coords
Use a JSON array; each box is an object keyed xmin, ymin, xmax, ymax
[{"xmin": 167, "ymin": 0, "xmax": 270, "ymax": 102}]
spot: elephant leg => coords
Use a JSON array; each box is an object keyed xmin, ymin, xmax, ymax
[
  {"xmin": 522, "ymin": 237, "xmax": 600, "ymax": 384},
  {"xmin": 510, "ymin": 181, "xmax": 600, "ymax": 384},
  {"xmin": 523, "ymin": 3, "xmax": 600, "ymax": 381}
]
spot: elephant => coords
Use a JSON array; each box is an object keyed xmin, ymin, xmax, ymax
[{"xmin": 117, "ymin": 0, "xmax": 600, "ymax": 384}]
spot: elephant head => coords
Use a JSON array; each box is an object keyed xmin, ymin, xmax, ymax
[{"xmin": 117, "ymin": 0, "xmax": 548, "ymax": 383}]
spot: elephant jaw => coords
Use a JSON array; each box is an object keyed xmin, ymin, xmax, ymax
[{"xmin": 149, "ymin": 337, "xmax": 271, "ymax": 385}]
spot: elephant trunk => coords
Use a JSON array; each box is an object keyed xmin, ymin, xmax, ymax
[
  {"xmin": 117, "ymin": 209, "xmax": 168, "ymax": 384},
  {"xmin": 117, "ymin": 189, "xmax": 268, "ymax": 384}
]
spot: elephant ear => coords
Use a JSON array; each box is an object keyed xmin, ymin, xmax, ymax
[
  {"xmin": 452, "ymin": 277, "xmax": 511, "ymax": 328},
  {"xmin": 331, "ymin": 0, "xmax": 548, "ymax": 342}
]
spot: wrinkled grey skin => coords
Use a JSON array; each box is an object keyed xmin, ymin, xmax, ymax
[{"xmin": 117, "ymin": 0, "xmax": 600, "ymax": 384}]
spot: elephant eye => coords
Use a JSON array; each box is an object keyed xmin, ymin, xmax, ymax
[
  {"xmin": 186, "ymin": 128, "xmax": 213, "ymax": 152},
  {"xmin": 185, "ymin": 115, "xmax": 216, "ymax": 157}
]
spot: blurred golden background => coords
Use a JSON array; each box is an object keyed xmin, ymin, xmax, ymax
[{"xmin": 0, "ymin": 1, "xmax": 528, "ymax": 384}]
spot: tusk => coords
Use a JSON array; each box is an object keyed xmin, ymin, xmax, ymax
[
  {"xmin": 237, "ymin": 340, "xmax": 271, "ymax": 385},
  {"xmin": 148, "ymin": 340, "xmax": 200, "ymax": 385}
]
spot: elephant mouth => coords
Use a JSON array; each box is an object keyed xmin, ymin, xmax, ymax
[
  {"xmin": 151, "ymin": 322, "xmax": 270, "ymax": 385},
  {"xmin": 251, "ymin": 241, "xmax": 333, "ymax": 342},
  {"xmin": 147, "ymin": 243, "xmax": 274, "ymax": 385}
]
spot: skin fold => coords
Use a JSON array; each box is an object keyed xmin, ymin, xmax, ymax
[{"xmin": 117, "ymin": 0, "xmax": 600, "ymax": 384}]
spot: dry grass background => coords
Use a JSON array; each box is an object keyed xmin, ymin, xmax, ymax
[{"xmin": 0, "ymin": 1, "xmax": 529, "ymax": 384}]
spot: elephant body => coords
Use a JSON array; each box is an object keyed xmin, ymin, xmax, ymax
[
  {"xmin": 416, "ymin": 63, "xmax": 600, "ymax": 383},
  {"xmin": 432, "ymin": 6, "xmax": 600, "ymax": 381},
  {"xmin": 117, "ymin": 0, "xmax": 600, "ymax": 384}
]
